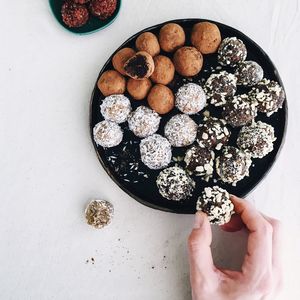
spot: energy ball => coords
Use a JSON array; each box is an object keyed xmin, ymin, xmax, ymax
[
  {"xmin": 248, "ymin": 79, "xmax": 285, "ymax": 116},
  {"xmin": 175, "ymin": 83, "xmax": 207, "ymax": 115},
  {"xmin": 184, "ymin": 146, "xmax": 214, "ymax": 180},
  {"xmin": 196, "ymin": 186, "xmax": 234, "ymax": 225},
  {"xmin": 197, "ymin": 117, "xmax": 231, "ymax": 150},
  {"xmin": 218, "ymin": 37, "xmax": 247, "ymax": 67},
  {"xmin": 61, "ymin": 1, "xmax": 89, "ymax": 28},
  {"xmin": 159, "ymin": 23, "xmax": 185, "ymax": 53},
  {"xmin": 112, "ymin": 48, "xmax": 136, "ymax": 75},
  {"xmin": 164, "ymin": 114, "xmax": 197, "ymax": 147},
  {"xmin": 128, "ymin": 106, "xmax": 161, "ymax": 138},
  {"xmin": 191, "ymin": 22, "xmax": 222, "ymax": 54},
  {"xmin": 124, "ymin": 51, "xmax": 155, "ymax": 80},
  {"xmin": 140, "ymin": 134, "xmax": 172, "ymax": 169},
  {"xmin": 127, "ymin": 78, "xmax": 152, "ymax": 100},
  {"xmin": 97, "ymin": 70, "xmax": 126, "ymax": 96},
  {"xmin": 216, "ymin": 146, "xmax": 252, "ymax": 185},
  {"xmin": 89, "ymin": 0, "xmax": 117, "ymax": 20},
  {"xmin": 100, "ymin": 94, "xmax": 131, "ymax": 124},
  {"xmin": 237, "ymin": 121, "xmax": 276, "ymax": 158},
  {"xmin": 222, "ymin": 94, "xmax": 258, "ymax": 127},
  {"xmin": 156, "ymin": 167, "xmax": 195, "ymax": 201},
  {"xmin": 150, "ymin": 55, "xmax": 175, "ymax": 85},
  {"xmin": 135, "ymin": 32, "xmax": 160, "ymax": 57},
  {"xmin": 147, "ymin": 84, "xmax": 174, "ymax": 114},
  {"xmin": 205, "ymin": 71, "xmax": 237, "ymax": 107},
  {"xmin": 93, "ymin": 120, "xmax": 123, "ymax": 148},
  {"xmin": 173, "ymin": 46, "xmax": 203, "ymax": 77},
  {"xmin": 235, "ymin": 61, "xmax": 264, "ymax": 86}
]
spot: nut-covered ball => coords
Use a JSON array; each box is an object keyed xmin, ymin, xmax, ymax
[
  {"xmin": 173, "ymin": 47, "xmax": 203, "ymax": 77},
  {"xmin": 127, "ymin": 78, "xmax": 152, "ymax": 100},
  {"xmin": 135, "ymin": 32, "xmax": 160, "ymax": 57},
  {"xmin": 112, "ymin": 48, "xmax": 136, "ymax": 75},
  {"xmin": 159, "ymin": 23, "xmax": 185, "ymax": 52},
  {"xmin": 147, "ymin": 84, "xmax": 174, "ymax": 114},
  {"xmin": 235, "ymin": 61, "xmax": 264, "ymax": 86},
  {"xmin": 191, "ymin": 22, "xmax": 221, "ymax": 54},
  {"xmin": 97, "ymin": 70, "xmax": 126, "ymax": 96},
  {"xmin": 89, "ymin": 0, "xmax": 117, "ymax": 20},
  {"xmin": 150, "ymin": 55, "xmax": 175, "ymax": 85},
  {"xmin": 61, "ymin": 1, "xmax": 89, "ymax": 28}
]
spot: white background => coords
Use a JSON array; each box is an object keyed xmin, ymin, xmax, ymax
[{"xmin": 1, "ymin": 0, "xmax": 299, "ymax": 299}]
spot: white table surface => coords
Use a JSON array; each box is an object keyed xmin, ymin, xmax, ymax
[{"xmin": 1, "ymin": 0, "xmax": 300, "ymax": 299}]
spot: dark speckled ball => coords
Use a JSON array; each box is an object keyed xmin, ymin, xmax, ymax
[{"xmin": 235, "ymin": 61, "xmax": 264, "ymax": 86}]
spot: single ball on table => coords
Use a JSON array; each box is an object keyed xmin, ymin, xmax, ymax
[
  {"xmin": 197, "ymin": 117, "xmax": 231, "ymax": 150},
  {"xmin": 93, "ymin": 120, "xmax": 123, "ymax": 148},
  {"xmin": 61, "ymin": 1, "xmax": 89, "ymax": 28},
  {"xmin": 222, "ymin": 94, "xmax": 258, "ymax": 127},
  {"xmin": 173, "ymin": 46, "xmax": 203, "ymax": 77},
  {"xmin": 150, "ymin": 55, "xmax": 175, "ymax": 85},
  {"xmin": 204, "ymin": 71, "xmax": 237, "ymax": 107},
  {"xmin": 140, "ymin": 134, "xmax": 172, "ymax": 170},
  {"xmin": 175, "ymin": 83, "xmax": 206, "ymax": 115},
  {"xmin": 89, "ymin": 0, "xmax": 117, "ymax": 20},
  {"xmin": 97, "ymin": 70, "xmax": 126, "ymax": 96},
  {"xmin": 159, "ymin": 23, "xmax": 185, "ymax": 53},
  {"xmin": 235, "ymin": 61, "xmax": 264, "ymax": 86},
  {"xmin": 218, "ymin": 37, "xmax": 247, "ymax": 67},
  {"xmin": 248, "ymin": 78, "xmax": 285, "ymax": 116},
  {"xmin": 147, "ymin": 84, "xmax": 174, "ymax": 115},
  {"xmin": 135, "ymin": 32, "xmax": 160, "ymax": 57},
  {"xmin": 156, "ymin": 167, "xmax": 195, "ymax": 201},
  {"xmin": 216, "ymin": 146, "xmax": 252, "ymax": 185},
  {"xmin": 128, "ymin": 106, "xmax": 161, "ymax": 138},
  {"xmin": 127, "ymin": 78, "xmax": 152, "ymax": 100},
  {"xmin": 196, "ymin": 186, "xmax": 234, "ymax": 225},
  {"xmin": 237, "ymin": 121, "xmax": 276, "ymax": 158},
  {"xmin": 112, "ymin": 48, "xmax": 136, "ymax": 75},
  {"xmin": 191, "ymin": 21, "xmax": 221, "ymax": 54},
  {"xmin": 164, "ymin": 114, "xmax": 197, "ymax": 147}
]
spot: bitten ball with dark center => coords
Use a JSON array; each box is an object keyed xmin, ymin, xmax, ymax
[
  {"xmin": 89, "ymin": 0, "xmax": 117, "ymax": 20},
  {"xmin": 61, "ymin": 1, "xmax": 89, "ymax": 28},
  {"xmin": 235, "ymin": 61, "xmax": 264, "ymax": 86}
]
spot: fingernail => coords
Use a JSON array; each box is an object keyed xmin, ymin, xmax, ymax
[{"xmin": 194, "ymin": 212, "xmax": 205, "ymax": 228}]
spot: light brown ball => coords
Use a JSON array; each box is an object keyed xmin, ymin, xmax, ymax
[
  {"xmin": 135, "ymin": 32, "xmax": 160, "ymax": 57},
  {"xmin": 112, "ymin": 48, "xmax": 136, "ymax": 75},
  {"xmin": 150, "ymin": 55, "xmax": 175, "ymax": 85},
  {"xmin": 191, "ymin": 22, "xmax": 221, "ymax": 54},
  {"xmin": 147, "ymin": 84, "xmax": 174, "ymax": 114},
  {"xmin": 127, "ymin": 78, "xmax": 152, "ymax": 100},
  {"xmin": 173, "ymin": 47, "xmax": 203, "ymax": 77},
  {"xmin": 97, "ymin": 70, "xmax": 126, "ymax": 96},
  {"xmin": 159, "ymin": 23, "xmax": 185, "ymax": 52}
]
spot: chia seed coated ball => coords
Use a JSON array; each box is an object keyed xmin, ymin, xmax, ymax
[
  {"xmin": 61, "ymin": 1, "xmax": 89, "ymax": 28},
  {"xmin": 164, "ymin": 114, "xmax": 197, "ymax": 147},
  {"xmin": 156, "ymin": 167, "xmax": 195, "ymax": 201},
  {"xmin": 89, "ymin": 0, "xmax": 117, "ymax": 20},
  {"xmin": 216, "ymin": 146, "xmax": 252, "ymax": 185},
  {"xmin": 175, "ymin": 83, "xmax": 207, "ymax": 115},
  {"xmin": 128, "ymin": 106, "xmax": 161, "ymax": 138},
  {"xmin": 140, "ymin": 134, "xmax": 172, "ymax": 170},
  {"xmin": 204, "ymin": 71, "xmax": 237, "ymax": 107},
  {"xmin": 222, "ymin": 94, "xmax": 258, "ymax": 127},
  {"xmin": 100, "ymin": 94, "xmax": 131, "ymax": 124},
  {"xmin": 93, "ymin": 120, "xmax": 123, "ymax": 148},
  {"xmin": 237, "ymin": 121, "xmax": 276, "ymax": 158},
  {"xmin": 235, "ymin": 61, "xmax": 264, "ymax": 86},
  {"xmin": 197, "ymin": 117, "xmax": 231, "ymax": 150},
  {"xmin": 248, "ymin": 79, "xmax": 285, "ymax": 116},
  {"xmin": 218, "ymin": 37, "xmax": 247, "ymax": 67},
  {"xmin": 196, "ymin": 186, "xmax": 234, "ymax": 225}
]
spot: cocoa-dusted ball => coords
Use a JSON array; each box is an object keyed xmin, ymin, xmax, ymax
[
  {"xmin": 191, "ymin": 22, "xmax": 221, "ymax": 54},
  {"xmin": 147, "ymin": 84, "xmax": 174, "ymax": 114},
  {"xmin": 135, "ymin": 32, "xmax": 160, "ymax": 57},
  {"xmin": 97, "ymin": 70, "xmax": 126, "ymax": 96},
  {"xmin": 150, "ymin": 55, "xmax": 175, "ymax": 85},
  {"xmin": 112, "ymin": 48, "xmax": 136, "ymax": 75},
  {"xmin": 127, "ymin": 78, "xmax": 152, "ymax": 100},
  {"xmin": 89, "ymin": 0, "xmax": 117, "ymax": 20},
  {"xmin": 173, "ymin": 47, "xmax": 203, "ymax": 77},
  {"xmin": 61, "ymin": 1, "xmax": 89, "ymax": 28},
  {"xmin": 159, "ymin": 23, "xmax": 185, "ymax": 52}
]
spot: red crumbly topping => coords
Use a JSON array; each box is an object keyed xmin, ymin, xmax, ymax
[
  {"xmin": 89, "ymin": 0, "xmax": 117, "ymax": 20},
  {"xmin": 61, "ymin": 1, "xmax": 89, "ymax": 28}
]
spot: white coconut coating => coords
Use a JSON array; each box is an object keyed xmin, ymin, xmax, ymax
[
  {"xmin": 128, "ymin": 106, "xmax": 161, "ymax": 138},
  {"xmin": 175, "ymin": 83, "xmax": 207, "ymax": 114},
  {"xmin": 93, "ymin": 120, "xmax": 123, "ymax": 148},
  {"xmin": 235, "ymin": 61, "xmax": 264, "ymax": 86},
  {"xmin": 164, "ymin": 114, "xmax": 197, "ymax": 147},
  {"xmin": 140, "ymin": 134, "xmax": 172, "ymax": 170},
  {"xmin": 100, "ymin": 94, "xmax": 132, "ymax": 124},
  {"xmin": 196, "ymin": 186, "xmax": 234, "ymax": 225}
]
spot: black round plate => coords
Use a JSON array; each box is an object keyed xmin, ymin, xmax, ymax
[{"xmin": 90, "ymin": 19, "xmax": 287, "ymax": 214}]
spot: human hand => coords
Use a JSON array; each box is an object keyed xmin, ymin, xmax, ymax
[{"xmin": 188, "ymin": 195, "xmax": 282, "ymax": 300}]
